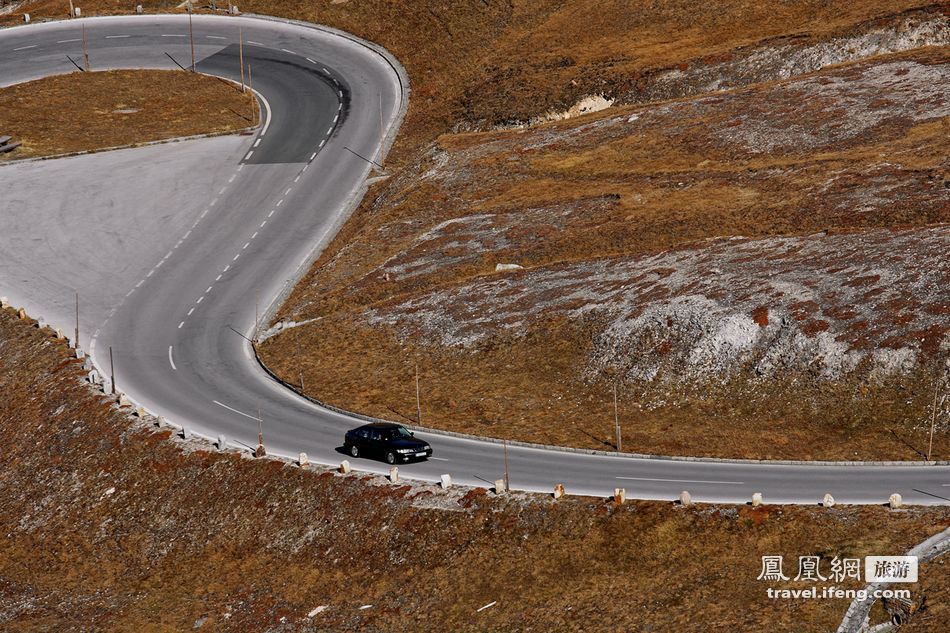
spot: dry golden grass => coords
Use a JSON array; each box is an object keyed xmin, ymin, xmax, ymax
[
  {"xmin": 1, "ymin": 308, "xmax": 948, "ymax": 631},
  {"xmin": 0, "ymin": 69, "xmax": 256, "ymax": 160}
]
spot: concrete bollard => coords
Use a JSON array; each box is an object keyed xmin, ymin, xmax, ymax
[
  {"xmin": 389, "ymin": 467, "xmax": 399, "ymax": 483},
  {"xmin": 553, "ymin": 483, "xmax": 565, "ymax": 500},
  {"xmin": 822, "ymin": 493, "xmax": 835, "ymax": 508},
  {"xmin": 117, "ymin": 394, "xmax": 130, "ymax": 407},
  {"xmin": 75, "ymin": 347, "xmax": 85, "ymax": 359},
  {"xmin": 180, "ymin": 426, "xmax": 191, "ymax": 440},
  {"xmin": 0, "ymin": 297, "xmax": 8, "ymax": 308},
  {"xmin": 889, "ymin": 493, "xmax": 902, "ymax": 509},
  {"xmin": 679, "ymin": 490, "xmax": 692, "ymax": 506},
  {"xmin": 101, "ymin": 377, "xmax": 112, "ymax": 394},
  {"xmin": 440, "ymin": 474, "xmax": 452, "ymax": 489},
  {"xmin": 752, "ymin": 492, "xmax": 763, "ymax": 507},
  {"xmin": 494, "ymin": 478, "xmax": 507, "ymax": 495},
  {"xmin": 36, "ymin": 318, "xmax": 47, "ymax": 330},
  {"xmin": 56, "ymin": 328, "xmax": 65, "ymax": 340},
  {"xmin": 23, "ymin": 13, "xmax": 30, "ymax": 23},
  {"xmin": 155, "ymin": 416, "xmax": 166, "ymax": 428},
  {"xmin": 217, "ymin": 434, "xmax": 227, "ymax": 450},
  {"xmin": 339, "ymin": 460, "xmax": 351, "ymax": 474},
  {"xmin": 88, "ymin": 370, "xmax": 99, "ymax": 384},
  {"xmin": 18, "ymin": 308, "xmax": 27, "ymax": 320},
  {"xmin": 74, "ymin": 7, "xmax": 81, "ymax": 17},
  {"xmin": 614, "ymin": 488, "xmax": 626, "ymax": 505},
  {"xmin": 230, "ymin": 6, "xmax": 240, "ymax": 15},
  {"xmin": 134, "ymin": 407, "xmax": 146, "ymax": 418},
  {"xmin": 136, "ymin": 4, "xmax": 143, "ymax": 13},
  {"xmin": 298, "ymin": 452, "xmax": 310, "ymax": 468}
]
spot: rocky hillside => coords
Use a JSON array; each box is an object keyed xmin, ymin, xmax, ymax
[{"xmin": 261, "ymin": 41, "xmax": 949, "ymax": 460}]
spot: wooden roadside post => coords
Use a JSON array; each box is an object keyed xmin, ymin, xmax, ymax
[
  {"xmin": 188, "ymin": 7, "xmax": 196, "ymax": 72},
  {"xmin": 239, "ymin": 27, "xmax": 245, "ymax": 93},
  {"xmin": 415, "ymin": 362, "xmax": 422, "ymax": 424},
  {"xmin": 82, "ymin": 23, "xmax": 90, "ymax": 71},
  {"xmin": 613, "ymin": 381, "xmax": 622, "ymax": 452}
]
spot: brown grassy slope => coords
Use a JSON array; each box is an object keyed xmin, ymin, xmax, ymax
[
  {"xmin": 258, "ymin": 47, "xmax": 950, "ymax": 460},
  {"xmin": 0, "ymin": 308, "xmax": 948, "ymax": 632},
  {"xmin": 5, "ymin": 1, "xmax": 943, "ymax": 157},
  {"xmin": 0, "ymin": 69, "xmax": 256, "ymax": 160}
]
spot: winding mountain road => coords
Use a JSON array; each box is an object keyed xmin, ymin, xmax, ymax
[{"xmin": 1, "ymin": 14, "xmax": 947, "ymax": 505}]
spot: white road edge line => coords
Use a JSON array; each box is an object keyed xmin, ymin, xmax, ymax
[
  {"xmin": 615, "ymin": 476, "xmax": 745, "ymax": 485},
  {"xmin": 213, "ymin": 400, "xmax": 262, "ymax": 421},
  {"xmin": 13, "ymin": 45, "xmax": 37, "ymax": 50},
  {"xmin": 168, "ymin": 346, "xmax": 177, "ymax": 370}
]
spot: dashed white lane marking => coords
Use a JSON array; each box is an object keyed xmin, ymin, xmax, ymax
[
  {"xmin": 126, "ymin": 289, "xmax": 134, "ymax": 298},
  {"xmin": 237, "ymin": 164, "xmax": 244, "ymax": 172},
  {"xmin": 244, "ymin": 150, "xmax": 254, "ymax": 160},
  {"xmin": 253, "ymin": 139, "xmax": 261, "ymax": 148},
  {"xmin": 260, "ymin": 220, "xmax": 267, "ymax": 228},
  {"xmin": 233, "ymin": 253, "xmax": 241, "ymax": 261},
  {"xmin": 284, "ymin": 187, "xmax": 292, "ymax": 196},
  {"xmin": 310, "ymin": 151, "xmax": 318, "ymax": 160},
  {"xmin": 429, "ymin": 457, "xmax": 450, "ymax": 461},
  {"xmin": 57, "ymin": 38, "xmax": 81, "ymax": 43},
  {"xmin": 146, "ymin": 269, "xmax": 154, "ymax": 278},
  {"xmin": 243, "ymin": 242, "xmax": 250, "ymax": 250},
  {"xmin": 206, "ymin": 286, "xmax": 213, "ymax": 293},
  {"xmin": 187, "ymin": 307, "xmax": 195, "ymax": 316},
  {"xmin": 197, "ymin": 296, "xmax": 204, "ymax": 304},
  {"xmin": 614, "ymin": 476, "xmax": 745, "ymax": 485},
  {"xmin": 178, "ymin": 321, "xmax": 185, "ymax": 329},
  {"xmin": 294, "ymin": 175, "xmax": 300, "ymax": 183},
  {"xmin": 105, "ymin": 35, "xmax": 131, "ymax": 39},
  {"xmin": 280, "ymin": 48, "xmax": 296, "ymax": 54},
  {"xmin": 251, "ymin": 231, "xmax": 259, "ymax": 239},
  {"xmin": 247, "ymin": 40, "xmax": 263, "ymax": 45},
  {"xmin": 13, "ymin": 45, "xmax": 37, "ymax": 51},
  {"xmin": 213, "ymin": 400, "xmax": 262, "ymax": 421},
  {"xmin": 183, "ymin": 230, "xmax": 192, "ymax": 239},
  {"xmin": 306, "ymin": 57, "xmax": 317, "ymax": 64},
  {"xmin": 326, "ymin": 126, "xmax": 333, "ymax": 135},
  {"xmin": 228, "ymin": 174, "xmax": 237, "ymax": 182},
  {"xmin": 322, "ymin": 67, "xmax": 328, "ymax": 73},
  {"xmin": 333, "ymin": 113, "xmax": 338, "ymax": 123},
  {"xmin": 215, "ymin": 274, "xmax": 222, "ymax": 281},
  {"xmin": 338, "ymin": 90, "xmax": 343, "ymax": 98},
  {"xmin": 168, "ymin": 346, "xmax": 177, "ymax": 370},
  {"xmin": 135, "ymin": 280, "xmax": 143, "ymax": 288},
  {"xmin": 162, "ymin": 34, "xmax": 186, "ymax": 37},
  {"xmin": 268, "ymin": 210, "xmax": 275, "ymax": 217},
  {"xmin": 319, "ymin": 139, "xmax": 326, "ymax": 148},
  {"xmin": 219, "ymin": 187, "xmax": 227, "ymax": 195},
  {"xmin": 223, "ymin": 265, "xmax": 230, "ymax": 272},
  {"xmin": 276, "ymin": 199, "xmax": 283, "ymax": 207},
  {"xmin": 210, "ymin": 198, "xmax": 218, "ymax": 207},
  {"xmin": 206, "ymin": 35, "xmax": 226, "ymax": 40}
]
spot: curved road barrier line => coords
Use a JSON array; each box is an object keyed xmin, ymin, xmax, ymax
[{"xmin": 0, "ymin": 15, "xmax": 948, "ymax": 504}]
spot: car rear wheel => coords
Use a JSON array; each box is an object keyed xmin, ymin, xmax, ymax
[
  {"xmin": 349, "ymin": 444, "xmax": 359, "ymax": 458},
  {"xmin": 385, "ymin": 450, "xmax": 397, "ymax": 465}
]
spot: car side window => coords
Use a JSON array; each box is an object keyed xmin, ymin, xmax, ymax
[
  {"xmin": 359, "ymin": 429, "xmax": 369, "ymax": 440},
  {"xmin": 369, "ymin": 430, "xmax": 380, "ymax": 442}
]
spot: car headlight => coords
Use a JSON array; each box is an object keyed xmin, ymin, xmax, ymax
[{"xmin": 397, "ymin": 448, "xmax": 415, "ymax": 453}]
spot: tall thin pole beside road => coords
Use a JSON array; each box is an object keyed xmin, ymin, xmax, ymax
[
  {"xmin": 74, "ymin": 291, "xmax": 80, "ymax": 349},
  {"xmin": 614, "ymin": 382, "xmax": 622, "ymax": 452},
  {"xmin": 239, "ymin": 28, "xmax": 245, "ymax": 92},
  {"xmin": 188, "ymin": 9, "xmax": 196, "ymax": 72}
]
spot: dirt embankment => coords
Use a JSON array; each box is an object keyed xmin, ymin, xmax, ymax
[
  {"xmin": 1, "ymin": 308, "xmax": 948, "ymax": 631},
  {"xmin": 261, "ymin": 45, "xmax": 950, "ymax": 460},
  {"xmin": 0, "ymin": 69, "xmax": 256, "ymax": 160}
]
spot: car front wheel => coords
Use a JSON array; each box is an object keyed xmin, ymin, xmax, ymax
[
  {"xmin": 385, "ymin": 451, "xmax": 397, "ymax": 465},
  {"xmin": 349, "ymin": 444, "xmax": 359, "ymax": 458}
]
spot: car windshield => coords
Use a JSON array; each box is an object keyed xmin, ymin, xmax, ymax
[{"xmin": 387, "ymin": 427, "xmax": 413, "ymax": 440}]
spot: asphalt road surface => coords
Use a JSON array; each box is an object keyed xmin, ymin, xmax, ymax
[{"xmin": 1, "ymin": 15, "xmax": 948, "ymax": 505}]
